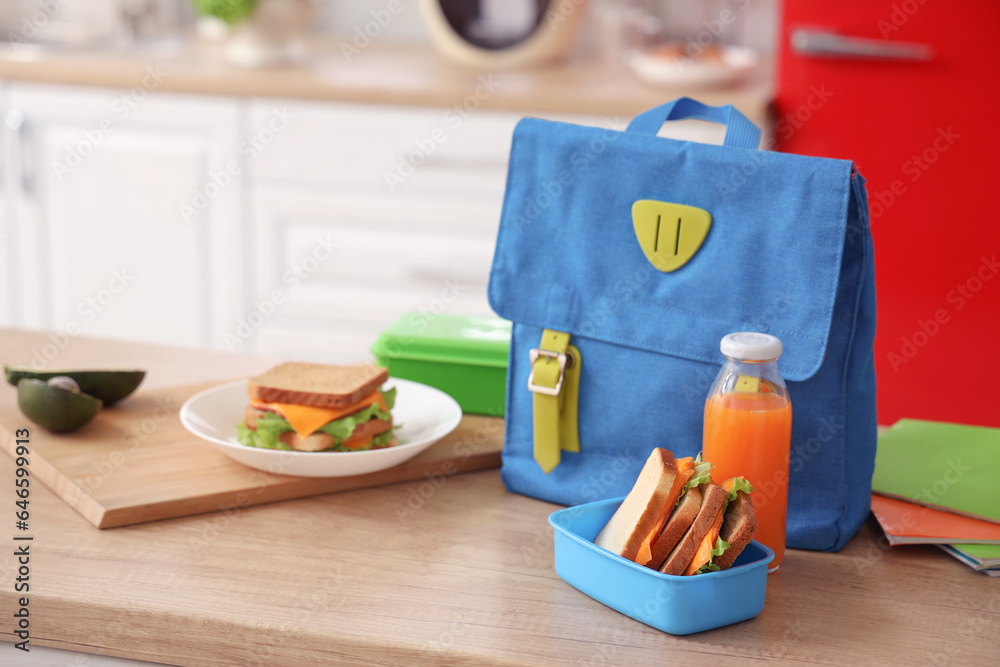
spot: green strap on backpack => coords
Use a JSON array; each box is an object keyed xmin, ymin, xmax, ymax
[{"xmin": 528, "ymin": 329, "xmax": 581, "ymax": 473}]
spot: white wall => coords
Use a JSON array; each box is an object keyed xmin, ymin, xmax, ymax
[
  {"xmin": 1, "ymin": 1, "xmax": 116, "ymax": 42},
  {"xmin": 313, "ymin": 0, "xmax": 430, "ymax": 42},
  {"xmin": 0, "ymin": 0, "xmax": 182, "ymax": 43}
]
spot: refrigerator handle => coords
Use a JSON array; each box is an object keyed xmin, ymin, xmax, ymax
[{"xmin": 791, "ymin": 28, "xmax": 933, "ymax": 61}]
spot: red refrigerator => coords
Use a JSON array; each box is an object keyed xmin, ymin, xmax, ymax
[{"xmin": 776, "ymin": 0, "xmax": 1000, "ymax": 427}]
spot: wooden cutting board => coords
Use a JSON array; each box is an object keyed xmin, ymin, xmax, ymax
[{"xmin": 0, "ymin": 380, "xmax": 503, "ymax": 529}]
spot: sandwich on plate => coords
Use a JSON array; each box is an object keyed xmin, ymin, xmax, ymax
[
  {"xmin": 237, "ymin": 362, "xmax": 396, "ymax": 452},
  {"xmin": 594, "ymin": 448, "xmax": 757, "ymax": 575}
]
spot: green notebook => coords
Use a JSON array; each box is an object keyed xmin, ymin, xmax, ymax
[
  {"xmin": 952, "ymin": 543, "xmax": 1000, "ymax": 562},
  {"xmin": 939, "ymin": 544, "xmax": 1000, "ymax": 570},
  {"xmin": 873, "ymin": 419, "xmax": 1000, "ymax": 524}
]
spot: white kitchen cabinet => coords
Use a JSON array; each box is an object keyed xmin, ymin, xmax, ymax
[
  {"xmin": 0, "ymin": 83, "xmax": 651, "ymax": 361},
  {"xmin": 0, "ymin": 82, "xmax": 245, "ymax": 352},
  {"xmin": 238, "ymin": 99, "xmax": 517, "ymax": 361}
]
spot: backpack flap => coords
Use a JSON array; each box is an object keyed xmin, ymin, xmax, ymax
[{"xmin": 489, "ymin": 117, "xmax": 853, "ymax": 381}]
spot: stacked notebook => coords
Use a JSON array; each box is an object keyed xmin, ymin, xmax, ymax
[{"xmin": 871, "ymin": 419, "xmax": 1000, "ymax": 576}]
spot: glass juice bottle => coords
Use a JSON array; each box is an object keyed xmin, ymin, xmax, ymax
[{"xmin": 702, "ymin": 332, "xmax": 792, "ymax": 572}]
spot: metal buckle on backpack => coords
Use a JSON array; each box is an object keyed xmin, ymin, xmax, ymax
[{"xmin": 527, "ymin": 348, "xmax": 567, "ymax": 396}]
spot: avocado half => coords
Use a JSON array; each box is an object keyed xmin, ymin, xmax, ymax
[
  {"xmin": 17, "ymin": 379, "xmax": 103, "ymax": 433},
  {"xmin": 5, "ymin": 367, "xmax": 145, "ymax": 405}
]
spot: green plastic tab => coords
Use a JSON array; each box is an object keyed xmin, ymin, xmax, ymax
[{"xmin": 632, "ymin": 200, "xmax": 712, "ymax": 272}]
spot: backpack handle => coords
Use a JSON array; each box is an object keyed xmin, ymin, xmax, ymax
[{"xmin": 626, "ymin": 97, "xmax": 761, "ymax": 149}]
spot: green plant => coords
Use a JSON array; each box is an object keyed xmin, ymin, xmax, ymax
[{"xmin": 192, "ymin": 0, "xmax": 260, "ymax": 25}]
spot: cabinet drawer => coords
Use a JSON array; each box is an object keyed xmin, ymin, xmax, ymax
[
  {"xmin": 252, "ymin": 191, "xmax": 501, "ymax": 281},
  {"xmin": 248, "ymin": 99, "xmax": 522, "ymax": 195},
  {"xmin": 244, "ymin": 189, "xmax": 498, "ymax": 359}
]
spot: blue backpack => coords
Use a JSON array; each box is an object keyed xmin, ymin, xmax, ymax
[{"xmin": 488, "ymin": 98, "xmax": 876, "ymax": 551}]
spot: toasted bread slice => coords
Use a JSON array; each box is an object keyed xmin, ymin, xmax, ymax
[
  {"xmin": 658, "ymin": 482, "xmax": 727, "ymax": 575},
  {"xmin": 647, "ymin": 485, "xmax": 702, "ymax": 571},
  {"xmin": 713, "ymin": 490, "xmax": 758, "ymax": 570},
  {"xmin": 248, "ymin": 362, "xmax": 388, "ymax": 409},
  {"xmin": 594, "ymin": 448, "xmax": 679, "ymax": 562}
]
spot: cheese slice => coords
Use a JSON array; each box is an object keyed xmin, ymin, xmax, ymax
[{"xmin": 250, "ymin": 390, "xmax": 387, "ymax": 437}]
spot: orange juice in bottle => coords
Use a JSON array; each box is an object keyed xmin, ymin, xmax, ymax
[{"xmin": 702, "ymin": 332, "xmax": 791, "ymax": 572}]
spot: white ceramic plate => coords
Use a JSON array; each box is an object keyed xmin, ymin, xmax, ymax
[
  {"xmin": 179, "ymin": 377, "xmax": 462, "ymax": 478},
  {"xmin": 626, "ymin": 45, "xmax": 759, "ymax": 88}
]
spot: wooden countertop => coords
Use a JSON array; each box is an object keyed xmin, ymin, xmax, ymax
[
  {"xmin": 0, "ymin": 329, "xmax": 997, "ymax": 666},
  {"xmin": 0, "ymin": 35, "xmax": 772, "ymax": 119}
]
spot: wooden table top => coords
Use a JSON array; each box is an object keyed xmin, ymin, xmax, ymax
[
  {"xmin": 0, "ymin": 328, "xmax": 997, "ymax": 666},
  {"xmin": 0, "ymin": 35, "xmax": 772, "ymax": 120}
]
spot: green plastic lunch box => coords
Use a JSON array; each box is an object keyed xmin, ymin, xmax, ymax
[{"xmin": 371, "ymin": 313, "xmax": 511, "ymax": 416}]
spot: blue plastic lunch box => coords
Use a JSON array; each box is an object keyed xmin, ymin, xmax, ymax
[{"xmin": 548, "ymin": 497, "xmax": 775, "ymax": 635}]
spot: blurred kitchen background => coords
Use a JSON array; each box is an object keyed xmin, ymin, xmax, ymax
[
  {"xmin": 0, "ymin": 0, "xmax": 779, "ymax": 358},
  {"xmin": 0, "ymin": 0, "xmax": 997, "ymax": 427},
  {"xmin": 0, "ymin": 1, "xmax": 778, "ymax": 52}
]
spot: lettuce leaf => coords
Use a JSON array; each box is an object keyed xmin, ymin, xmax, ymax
[
  {"xmin": 315, "ymin": 402, "xmax": 391, "ymax": 441},
  {"xmin": 236, "ymin": 422, "xmax": 257, "ymax": 448},
  {"xmin": 672, "ymin": 454, "xmax": 714, "ymax": 509},
  {"xmin": 727, "ymin": 476, "xmax": 754, "ymax": 502},
  {"xmin": 693, "ymin": 536, "xmax": 731, "ymax": 575},
  {"xmin": 238, "ymin": 412, "xmax": 295, "ymax": 450},
  {"xmin": 710, "ymin": 535, "xmax": 731, "ymax": 557},
  {"xmin": 372, "ymin": 430, "xmax": 395, "ymax": 446},
  {"xmin": 381, "ymin": 386, "xmax": 396, "ymax": 410},
  {"xmin": 682, "ymin": 454, "xmax": 715, "ymax": 494}
]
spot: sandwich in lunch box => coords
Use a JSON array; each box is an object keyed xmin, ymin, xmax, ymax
[
  {"xmin": 595, "ymin": 448, "xmax": 757, "ymax": 575},
  {"xmin": 237, "ymin": 362, "xmax": 396, "ymax": 452}
]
